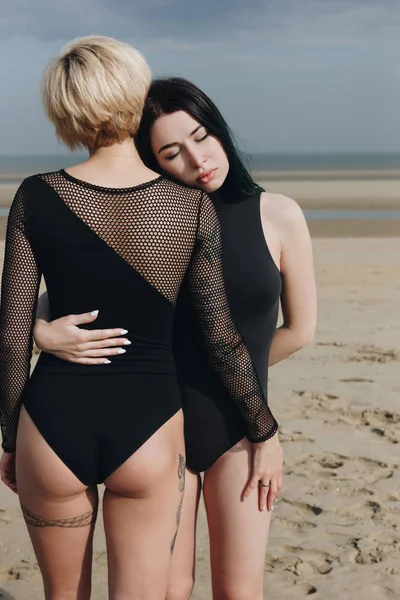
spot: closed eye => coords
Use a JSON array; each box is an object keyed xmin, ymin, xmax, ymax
[
  {"xmin": 164, "ymin": 132, "xmax": 209, "ymax": 161},
  {"xmin": 164, "ymin": 150, "xmax": 180, "ymax": 161},
  {"xmin": 195, "ymin": 133, "xmax": 209, "ymax": 143}
]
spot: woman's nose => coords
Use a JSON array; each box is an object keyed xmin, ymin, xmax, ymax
[{"xmin": 188, "ymin": 150, "xmax": 206, "ymax": 169}]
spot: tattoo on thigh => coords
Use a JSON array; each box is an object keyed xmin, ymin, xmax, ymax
[
  {"xmin": 21, "ymin": 504, "xmax": 98, "ymax": 528},
  {"xmin": 170, "ymin": 531, "xmax": 178, "ymax": 555},
  {"xmin": 178, "ymin": 453, "xmax": 186, "ymax": 492},
  {"xmin": 170, "ymin": 454, "xmax": 186, "ymax": 555}
]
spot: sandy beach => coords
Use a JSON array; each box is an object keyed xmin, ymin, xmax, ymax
[
  {"xmin": 2, "ymin": 170, "xmax": 400, "ymax": 210},
  {"xmin": 0, "ymin": 173, "xmax": 399, "ymax": 598},
  {"xmin": 2, "ymin": 170, "xmax": 400, "ymax": 239}
]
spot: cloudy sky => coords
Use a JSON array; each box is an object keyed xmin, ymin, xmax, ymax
[{"xmin": 0, "ymin": 0, "xmax": 399, "ymax": 155}]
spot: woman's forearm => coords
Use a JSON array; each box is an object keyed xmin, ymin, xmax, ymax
[
  {"xmin": 268, "ymin": 325, "xmax": 314, "ymax": 367},
  {"xmin": 0, "ymin": 183, "xmax": 42, "ymax": 453}
]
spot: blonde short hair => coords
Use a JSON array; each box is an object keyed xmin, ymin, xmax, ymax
[{"xmin": 42, "ymin": 36, "xmax": 151, "ymax": 151}]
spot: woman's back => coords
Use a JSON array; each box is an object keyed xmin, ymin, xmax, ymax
[{"xmin": 23, "ymin": 172, "xmax": 201, "ymax": 374}]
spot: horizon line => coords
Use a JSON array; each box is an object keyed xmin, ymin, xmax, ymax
[{"xmin": 1, "ymin": 150, "xmax": 400, "ymax": 158}]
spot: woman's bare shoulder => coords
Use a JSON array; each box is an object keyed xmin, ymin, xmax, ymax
[{"xmin": 260, "ymin": 191, "xmax": 306, "ymax": 231}]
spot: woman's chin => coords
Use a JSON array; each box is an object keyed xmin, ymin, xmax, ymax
[{"xmin": 198, "ymin": 178, "xmax": 223, "ymax": 194}]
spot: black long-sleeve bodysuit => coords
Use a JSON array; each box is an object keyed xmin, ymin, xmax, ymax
[
  {"xmin": 173, "ymin": 192, "xmax": 282, "ymax": 472},
  {"xmin": 0, "ymin": 171, "xmax": 278, "ymax": 484}
]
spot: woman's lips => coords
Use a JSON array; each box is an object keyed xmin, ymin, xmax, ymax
[{"xmin": 197, "ymin": 168, "xmax": 217, "ymax": 184}]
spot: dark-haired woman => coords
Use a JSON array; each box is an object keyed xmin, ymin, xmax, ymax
[{"xmin": 34, "ymin": 77, "xmax": 316, "ymax": 599}]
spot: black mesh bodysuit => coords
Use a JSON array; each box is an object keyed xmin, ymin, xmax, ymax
[{"xmin": 0, "ymin": 171, "xmax": 278, "ymax": 484}]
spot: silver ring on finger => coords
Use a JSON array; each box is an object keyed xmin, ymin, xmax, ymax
[{"xmin": 258, "ymin": 481, "xmax": 269, "ymax": 488}]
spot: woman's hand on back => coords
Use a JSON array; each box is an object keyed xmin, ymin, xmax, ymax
[{"xmin": 33, "ymin": 311, "xmax": 130, "ymax": 365}]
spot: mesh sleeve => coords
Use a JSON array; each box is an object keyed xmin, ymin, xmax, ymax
[
  {"xmin": 0, "ymin": 184, "xmax": 41, "ymax": 452},
  {"xmin": 188, "ymin": 193, "xmax": 278, "ymax": 443}
]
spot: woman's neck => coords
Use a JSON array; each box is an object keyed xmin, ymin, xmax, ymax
[
  {"xmin": 88, "ymin": 138, "xmax": 142, "ymax": 169},
  {"xmin": 66, "ymin": 138, "xmax": 159, "ymax": 188}
]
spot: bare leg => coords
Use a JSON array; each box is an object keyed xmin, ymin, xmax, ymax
[
  {"xmin": 16, "ymin": 407, "xmax": 98, "ymax": 600},
  {"xmin": 204, "ymin": 438, "xmax": 272, "ymax": 600},
  {"xmin": 103, "ymin": 409, "xmax": 186, "ymax": 600},
  {"xmin": 166, "ymin": 469, "xmax": 201, "ymax": 600}
]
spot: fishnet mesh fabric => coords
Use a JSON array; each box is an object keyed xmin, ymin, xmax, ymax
[
  {"xmin": 187, "ymin": 197, "xmax": 278, "ymax": 443},
  {"xmin": 0, "ymin": 173, "xmax": 278, "ymax": 452},
  {"xmin": 0, "ymin": 185, "xmax": 41, "ymax": 452},
  {"xmin": 41, "ymin": 172, "xmax": 198, "ymax": 304}
]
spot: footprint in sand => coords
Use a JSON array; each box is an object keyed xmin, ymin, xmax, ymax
[
  {"xmin": 93, "ymin": 550, "xmax": 107, "ymax": 568},
  {"xmin": 312, "ymin": 392, "xmax": 339, "ymax": 402},
  {"xmin": 0, "ymin": 510, "xmax": 10, "ymax": 526},
  {"xmin": 317, "ymin": 455, "xmax": 344, "ymax": 469},
  {"xmin": 0, "ymin": 560, "xmax": 39, "ymax": 584},
  {"xmin": 279, "ymin": 428, "xmax": 315, "ymax": 444},
  {"xmin": 361, "ymin": 408, "xmax": 400, "ymax": 426},
  {"xmin": 285, "ymin": 454, "xmax": 344, "ymax": 480},
  {"xmin": 264, "ymin": 556, "xmax": 319, "ymax": 595},
  {"xmin": 281, "ymin": 498, "xmax": 324, "ymax": 517},
  {"xmin": 293, "ymin": 390, "xmax": 339, "ymax": 401},
  {"xmin": 266, "ymin": 546, "xmax": 334, "ymax": 578},
  {"xmin": 282, "ymin": 546, "xmax": 335, "ymax": 576},
  {"xmin": 287, "ymin": 452, "xmax": 394, "ymax": 488},
  {"xmin": 349, "ymin": 345, "xmax": 400, "ymax": 364},
  {"xmin": 329, "ymin": 496, "xmax": 400, "ymax": 526},
  {"xmin": 338, "ymin": 408, "xmax": 400, "ymax": 444},
  {"xmin": 293, "ymin": 389, "xmax": 307, "ymax": 397},
  {"xmin": 292, "ymin": 390, "xmax": 340, "ymax": 416},
  {"xmin": 275, "ymin": 516, "xmax": 318, "ymax": 532},
  {"xmin": 289, "ymin": 389, "xmax": 398, "ymax": 444},
  {"xmin": 306, "ymin": 399, "xmax": 400, "ymax": 445},
  {"xmin": 363, "ymin": 498, "xmax": 400, "ymax": 530},
  {"xmin": 348, "ymin": 535, "xmax": 400, "ymax": 566}
]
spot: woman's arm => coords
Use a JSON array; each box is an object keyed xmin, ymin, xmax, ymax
[
  {"xmin": 188, "ymin": 193, "xmax": 282, "ymax": 510},
  {"xmin": 0, "ymin": 182, "xmax": 41, "ymax": 457},
  {"xmin": 33, "ymin": 292, "xmax": 129, "ymax": 365},
  {"xmin": 261, "ymin": 193, "xmax": 316, "ymax": 366},
  {"xmin": 189, "ymin": 193, "xmax": 278, "ymax": 444}
]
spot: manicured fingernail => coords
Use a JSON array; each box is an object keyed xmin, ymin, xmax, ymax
[
  {"xmin": 117, "ymin": 349, "xmax": 126, "ymax": 354},
  {"xmin": 104, "ymin": 359, "xmax": 111, "ymax": 364},
  {"xmin": 123, "ymin": 340, "xmax": 131, "ymax": 345},
  {"xmin": 242, "ymin": 497, "xmax": 247, "ymax": 502},
  {"xmin": 120, "ymin": 329, "xmax": 128, "ymax": 335},
  {"xmin": 90, "ymin": 310, "xmax": 99, "ymax": 317},
  {"xmin": 261, "ymin": 506, "xmax": 265, "ymax": 512}
]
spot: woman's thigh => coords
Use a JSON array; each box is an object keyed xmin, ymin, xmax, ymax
[
  {"xmin": 16, "ymin": 406, "xmax": 98, "ymax": 599},
  {"xmin": 166, "ymin": 468, "xmax": 201, "ymax": 600},
  {"xmin": 103, "ymin": 409, "xmax": 186, "ymax": 600},
  {"xmin": 203, "ymin": 437, "xmax": 272, "ymax": 600}
]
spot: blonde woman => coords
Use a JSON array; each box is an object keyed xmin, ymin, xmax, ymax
[{"xmin": 0, "ymin": 37, "xmax": 279, "ymax": 599}]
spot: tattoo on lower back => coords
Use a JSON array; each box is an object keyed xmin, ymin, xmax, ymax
[
  {"xmin": 170, "ymin": 453, "xmax": 186, "ymax": 554},
  {"xmin": 21, "ymin": 504, "xmax": 98, "ymax": 528}
]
